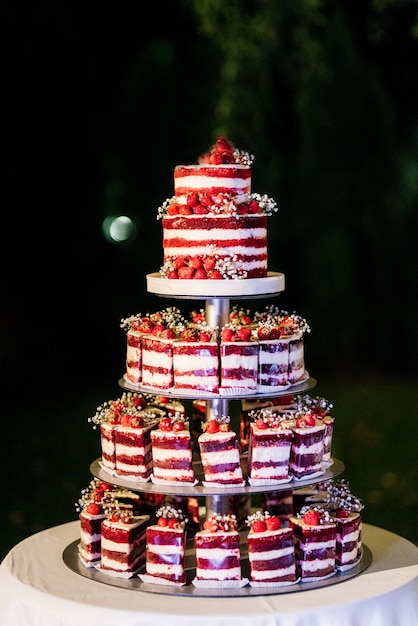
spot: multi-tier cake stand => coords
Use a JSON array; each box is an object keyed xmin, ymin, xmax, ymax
[{"xmin": 72, "ymin": 271, "xmax": 371, "ymax": 596}]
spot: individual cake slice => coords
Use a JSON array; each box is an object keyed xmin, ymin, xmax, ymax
[
  {"xmin": 77, "ymin": 479, "xmax": 141, "ymax": 568},
  {"xmin": 198, "ymin": 416, "xmax": 244, "ymax": 485},
  {"xmin": 100, "ymin": 510, "xmax": 150, "ymax": 577},
  {"xmin": 289, "ymin": 506, "xmax": 337, "ymax": 581},
  {"xmin": 141, "ymin": 334, "xmax": 175, "ymax": 390},
  {"xmin": 247, "ymin": 408, "xmax": 294, "ymax": 485},
  {"xmin": 295, "ymin": 394, "xmax": 334, "ymax": 463},
  {"xmin": 150, "ymin": 413, "xmax": 196, "ymax": 484},
  {"xmin": 140, "ymin": 306, "xmax": 186, "ymax": 390},
  {"xmin": 114, "ymin": 410, "xmax": 160, "ymax": 479},
  {"xmin": 120, "ymin": 314, "xmax": 158, "ymax": 384},
  {"xmin": 89, "ymin": 392, "xmax": 147, "ymax": 473},
  {"xmin": 193, "ymin": 514, "xmax": 247, "ymax": 587},
  {"xmin": 219, "ymin": 325, "xmax": 258, "ymax": 394},
  {"xmin": 289, "ymin": 410, "xmax": 326, "ymax": 479},
  {"xmin": 246, "ymin": 511, "xmax": 297, "ymax": 586},
  {"xmin": 239, "ymin": 394, "xmax": 295, "ymax": 452},
  {"xmin": 172, "ymin": 325, "xmax": 219, "ymax": 394},
  {"xmin": 254, "ymin": 308, "xmax": 310, "ymax": 391},
  {"xmin": 323, "ymin": 479, "xmax": 364, "ymax": 570},
  {"xmin": 140, "ymin": 505, "xmax": 187, "ymax": 585},
  {"xmin": 77, "ymin": 479, "xmax": 112, "ymax": 566}
]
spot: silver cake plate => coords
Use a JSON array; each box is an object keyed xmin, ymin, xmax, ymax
[
  {"xmin": 146, "ymin": 271, "xmax": 285, "ymax": 299},
  {"xmin": 63, "ymin": 537, "xmax": 372, "ymax": 598},
  {"xmin": 90, "ymin": 457, "xmax": 345, "ymax": 497}
]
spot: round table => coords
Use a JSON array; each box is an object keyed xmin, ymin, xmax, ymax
[{"xmin": 1, "ymin": 521, "xmax": 417, "ymax": 626}]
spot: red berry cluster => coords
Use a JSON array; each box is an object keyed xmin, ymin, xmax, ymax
[
  {"xmin": 159, "ymin": 415, "xmax": 187, "ymax": 432},
  {"xmin": 221, "ymin": 325, "xmax": 252, "ymax": 342},
  {"xmin": 165, "ymin": 255, "xmax": 223, "ymax": 280},
  {"xmin": 180, "ymin": 326, "xmax": 215, "ymax": 342},
  {"xmin": 199, "ymin": 136, "xmax": 236, "ymax": 165},
  {"xmin": 247, "ymin": 511, "xmax": 281, "ymax": 533},
  {"xmin": 203, "ymin": 513, "xmax": 238, "ymax": 533}
]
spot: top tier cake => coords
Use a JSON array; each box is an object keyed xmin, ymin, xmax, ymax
[{"xmin": 148, "ymin": 137, "xmax": 283, "ymax": 297}]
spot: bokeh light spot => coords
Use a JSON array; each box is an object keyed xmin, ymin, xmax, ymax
[{"xmin": 102, "ymin": 215, "xmax": 137, "ymax": 243}]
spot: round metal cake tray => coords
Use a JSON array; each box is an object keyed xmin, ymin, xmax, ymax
[
  {"xmin": 118, "ymin": 375, "xmax": 317, "ymax": 401},
  {"xmin": 63, "ymin": 538, "xmax": 372, "ymax": 598},
  {"xmin": 146, "ymin": 271, "xmax": 285, "ymax": 299},
  {"xmin": 90, "ymin": 457, "xmax": 345, "ymax": 497}
]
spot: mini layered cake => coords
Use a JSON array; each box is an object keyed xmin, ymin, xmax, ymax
[
  {"xmin": 77, "ymin": 479, "xmax": 113, "ymax": 566},
  {"xmin": 247, "ymin": 409, "xmax": 294, "ymax": 485},
  {"xmin": 198, "ymin": 415, "xmax": 244, "ymax": 486},
  {"xmin": 289, "ymin": 409, "xmax": 326, "ymax": 479},
  {"xmin": 239, "ymin": 394, "xmax": 295, "ymax": 452},
  {"xmin": 120, "ymin": 314, "xmax": 155, "ymax": 384},
  {"xmin": 158, "ymin": 137, "xmax": 278, "ymax": 281},
  {"xmin": 113, "ymin": 409, "xmax": 161, "ymax": 480},
  {"xmin": 172, "ymin": 325, "xmax": 219, "ymax": 394},
  {"xmin": 150, "ymin": 413, "xmax": 196, "ymax": 484},
  {"xmin": 100, "ymin": 510, "xmax": 150, "ymax": 577},
  {"xmin": 140, "ymin": 307, "xmax": 186, "ymax": 390},
  {"xmin": 254, "ymin": 307, "xmax": 310, "ymax": 391},
  {"xmin": 246, "ymin": 511, "xmax": 297, "ymax": 586},
  {"xmin": 295, "ymin": 394, "xmax": 334, "ymax": 464},
  {"xmin": 290, "ymin": 507, "xmax": 337, "ymax": 581},
  {"xmin": 219, "ymin": 325, "xmax": 258, "ymax": 394},
  {"xmin": 323, "ymin": 479, "xmax": 364, "ymax": 570},
  {"xmin": 141, "ymin": 506, "xmax": 187, "ymax": 586},
  {"xmin": 193, "ymin": 514, "xmax": 247, "ymax": 587},
  {"xmin": 89, "ymin": 392, "xmax": 147, "ymax": 473}
]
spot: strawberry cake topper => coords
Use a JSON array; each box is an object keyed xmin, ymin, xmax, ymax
[
  {"xmin": 156, "ymin": 505, "xmax": 187, "ymax": 528},
  {"xmin": 198, "ymin": 136, "xmax": 254, "ymax": 166},
  {"xmin": 203, "ymin": 513, "xmax": 238, "ymax": 533}
]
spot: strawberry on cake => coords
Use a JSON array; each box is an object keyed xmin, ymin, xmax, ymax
[
  {"xmin": 198, "ymin": 415, "xmax": 244, "ymax": 486},
  {"xmin": 140, "ymin": 505, "xmax": 187, "ymax": 585},
  {"xmin": 246, "ymin": 511, "xmax": 297, "ymax": 586},
  {"xmin": 120, "ymin": 312, "xmax": 163, "ymax": 384},
  {"xmin": 219, "ymin": 324, "xmax": 259, "ymax": 395},
  {"xmin": 157, "ymin": 136, "xmax": 278, "ymax": 281},
  {"xmin": 193, "ymin": 514, "xmax": 248, "ymax": 587},
  {"xmin": 150, "ymin": 412, "xmax": 196, "ymax": 484},
  {"xmin": 290, "ymin": 506, "xmax": 337, "ymax": 581},
  {"xmin": 247, "ymin": 408, "xmax": 295, "ymax": 485},
  {"xmin": 172, "ymin": 324, "xmax": 219, "ymax": 394}
]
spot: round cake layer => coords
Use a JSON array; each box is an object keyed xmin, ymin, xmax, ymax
[
  {"xmin": 174, "ymin": 164, "xmax": 251, "ymax": 197},
  {"xmin": 162, "ymin": 214, "xmax": 268, "ymax": 279}
]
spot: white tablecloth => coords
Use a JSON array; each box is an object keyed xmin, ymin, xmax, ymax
[{"xmin": 1, "ymin": 521, "xmax": 417, "ymax": 626}]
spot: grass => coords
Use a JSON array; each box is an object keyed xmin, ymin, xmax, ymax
[{"xmin": 1, "ymin": 372, "xmax": 417, "ymax": 562}]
